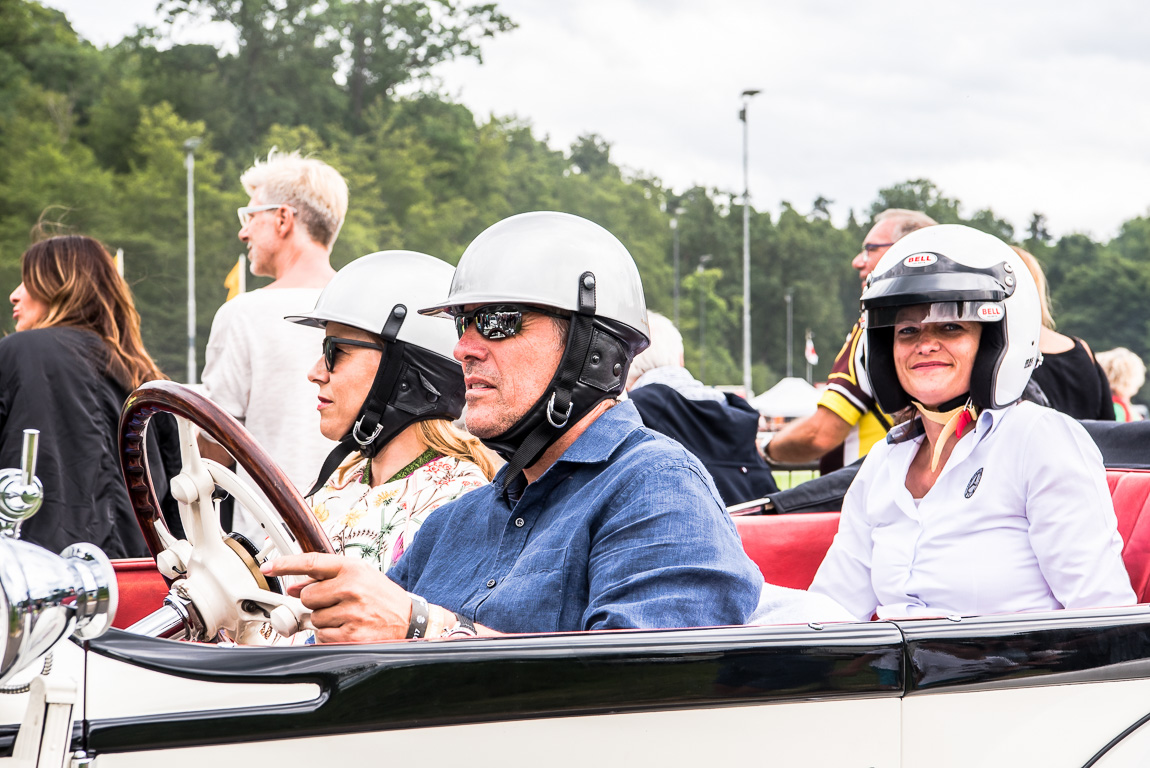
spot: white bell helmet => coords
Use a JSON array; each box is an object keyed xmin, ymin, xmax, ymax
[
  {"xmin": 286, "ymin": 250, "xmax": 465, "ymax": 491},
  {"xmin": 419, "ymin": 211, "xmax": 651, "ymax": 484},
  {"xmin": 287, "ymin": 250, "xmax": 457, "ymax": 358},
  {"xmin": 421, "ymin": 211, "xmax": 651, "ymax": 352},
  {"xmin": 861, "ymin": 224, "xmax": 1041, "ymax": 412}
]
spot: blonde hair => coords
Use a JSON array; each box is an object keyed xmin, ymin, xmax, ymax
[
  {"xmin": 1012, "ymin": 246, "xmax": 1055, "ymax": 330},
  {"xmin": 22, "ymin": 235, "xmax": 164, "ymax": 390},
  {"xmin": 1097, "ymin": 347, "xmax": 1147, "ymax": 399},
  {"xmin": 417, "ymin": 418, "xmax": 500, "ymax": 481},
  {"xmin": 628, "ymin": 311, "xmax": 682, "ymax": 382},
  {"xmin": 241, "ymin": 149, "xmax": 349, "ymax": 248},
  {"xmin": 874, "ymin": 208, "xmax": 938, "ymax": 240}
]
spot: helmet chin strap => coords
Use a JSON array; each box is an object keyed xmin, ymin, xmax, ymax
[
  {"xmin": 304, "ymin": 306, "xmax": 409, "ymax": 498},
  {"xmin": 912, "ymin": 394, "xmax": 976, "ymax": 472},
  {"xmin": 483, "ymin": 271, "xmax": 603, "ymax": 488}
]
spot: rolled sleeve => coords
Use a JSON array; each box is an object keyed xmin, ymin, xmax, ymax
[{"xmin": 201, "ymin": 302, "xmax": 251, "ymax": 421}]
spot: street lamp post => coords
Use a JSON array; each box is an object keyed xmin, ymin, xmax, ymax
[
  {"xmin": 739, "ymin": 89, "xmax": 761, "ymax": 398},
  {"xmin": 785, "ymin": 288, "xmax": 794, "ymax": 378},
  {"xmin": 184, "ymin": 137, "xmax": 202, "ymax": 385},
  {"xmin": 670, "ymin": 206, "xmax": 685, "ymax": 327},
  {"xmin": 697, "ymin": 254, "xmax": 712, "ymax": 384}
]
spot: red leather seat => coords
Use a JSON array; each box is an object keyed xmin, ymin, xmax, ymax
[
  {"xmin": 1108, "ymin": 469, "xmax": 1150, "ymax": 602},
  {"xmin": 734, "ymin": 512, "xmax": 840, "ymax": 590},
  {"xmin": 111, "ymin": 557, "xmax": 169, "ymax": 629},
  {"xmin": 735, "ymin": 469, "xmax": 1150, "ymax": 601}
]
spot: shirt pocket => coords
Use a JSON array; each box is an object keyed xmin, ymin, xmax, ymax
[{"xmin": 478, "ymin": 546, "xmax": 571, "ymax": 634}]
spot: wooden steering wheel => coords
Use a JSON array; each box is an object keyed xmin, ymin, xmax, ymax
[{"xmin": 120, "ymin": 380, "xmax": 333, "ymax": 641}]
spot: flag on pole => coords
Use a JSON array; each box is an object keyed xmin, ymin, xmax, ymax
[
  {"xmin": 804, "ymin": 330, "xmax": 818, "ymax": 366},
  {"xmin": 224, "ymin": 254, "xmax": 247, "ymax": 301}
]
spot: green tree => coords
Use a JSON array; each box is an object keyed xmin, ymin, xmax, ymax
[{"xmin": 868, "ymin": 178, "xmax": 962, "ymax": 224}]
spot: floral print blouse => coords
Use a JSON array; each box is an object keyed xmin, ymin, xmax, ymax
[{"xmin": 309, "ymin": 450, "xmax": 488, "ymax": 573}]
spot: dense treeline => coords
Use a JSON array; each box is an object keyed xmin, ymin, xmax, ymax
[{"xmin": 3, "ymin": 0, "xmax": 1150, "ymax": 400}]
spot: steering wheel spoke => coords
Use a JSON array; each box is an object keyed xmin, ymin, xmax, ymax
[{"xmin": 119, "ymin": 381, "xmax": 333, "ymax": 642}]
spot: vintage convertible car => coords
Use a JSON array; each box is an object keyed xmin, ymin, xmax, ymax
[{"xmin": 2, "ymin": 382, "xmax": 1150, "ymax": 767}]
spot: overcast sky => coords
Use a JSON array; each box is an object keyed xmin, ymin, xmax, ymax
[{"xmin": 40, "ymin": 0, "xmax": 1150, "ymax": 240}]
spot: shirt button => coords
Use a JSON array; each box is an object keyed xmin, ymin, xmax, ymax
[
  {"xmin": 486, "ymin": 579, "xmax": 497, "ymax": 589},
  {"xmin": 514, "ymin": 517, "xmax": 525, "ymax": 528}
]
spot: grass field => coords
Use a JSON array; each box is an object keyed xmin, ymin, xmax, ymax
[{"xmin": 771, "ymin": 470, "xmax": 819, "ymax": 491}]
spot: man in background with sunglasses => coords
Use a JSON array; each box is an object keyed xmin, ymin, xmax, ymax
[
  {"xmin": 764, "ymin": 209, "xmax": 936, "ymax": 474},
  {"xmin": 200, "ymin": 149, "xmax": 349, "ymax": 538},
  {"xmin": 266, "ymin": 211, "xmax": 761, "ymax": 641}
]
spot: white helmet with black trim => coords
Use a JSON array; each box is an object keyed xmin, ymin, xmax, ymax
[
  {"xmin": 420, "ymin": 211, "xmax": 651, "ymax": 484},
  {"xmin": 861, "ymin": 224, "xmax": 1041, "ymax": 413},
  {"xmin": 286, "ymin": 250, "xmax": 464, "ymax": 494}
]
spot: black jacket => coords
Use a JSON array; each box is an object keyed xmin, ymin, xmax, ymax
[
  {"xmin": 629, "ymin": 383, "xmax": 778, "ymax": 506},
  {"xmin": 0, "ymin": 327, "xmax": 152, "ymax": 558}
]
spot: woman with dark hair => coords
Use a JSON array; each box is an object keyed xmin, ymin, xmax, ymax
[{"xmin": 3, "ymin": 234, "xmax": 166, "ymax": 557}]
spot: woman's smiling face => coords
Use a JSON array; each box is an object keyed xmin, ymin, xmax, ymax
[{"xmin": 893, "ymin": 304, "xmax": 982, "ymax": 408}]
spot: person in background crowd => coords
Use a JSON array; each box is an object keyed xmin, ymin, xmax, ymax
[
  {"xmin": 286, "ymin": 250, "xmax": 495, "ymax": 572},
  {"xmin": 1097, "ymin": 347, "xmax": 1147, "ymax": 422},
  {"xmin": 626, "ymin": 311, "xmax": 777, "ymax": 506},
  {"xmin": 1014, "ymin": 247, "xmax": 1114, "ymax": 421},
  {"xmin": 265, "ymin": 212, "xmax": 761, "ymax": 642},
  {"xmin": 810, "ymin": 226, "xmax": 1134, "ymax": 620},
  {"xmin": 201, "ymin": 149, "xmax": 349, "ymax": 538},
  {"xmin": 2, "ymin": 234, "xmax": 173, "ymax": 558},
  {"xmin": 765, "ymin": 209, "xmax": 937, "ymax": 473}
]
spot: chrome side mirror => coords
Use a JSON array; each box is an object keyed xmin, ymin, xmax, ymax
[
  {"xmin": 0, "ymin": 539, "xmax": 118, "ymax": 686},
  {"xmin": 0, "ymin": 429, "xmax": 44, "ymax": 536}
]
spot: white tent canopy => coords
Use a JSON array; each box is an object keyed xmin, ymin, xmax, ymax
[{"xmin": 750, "ymin": 376, "xmax": 820, "ymax": 419}]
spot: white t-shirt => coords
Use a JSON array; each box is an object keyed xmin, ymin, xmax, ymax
[
  {"xmin": 809, "ymin": 401, "xmax": 1135, "ymax": 620},
  {"xmin": 201, "ymin": 288, "xmax": 337, "ymax": 536}
]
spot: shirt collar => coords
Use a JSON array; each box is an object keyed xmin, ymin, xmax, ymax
[
  {"xmin": 885, "ymin": 404, "xmax": 1011, "ymax": 447},
  {"xmin": 492, "ymin": 399, "xmax": 638, "ymax": 505},
  {"xmin": 555, "ymin": 399, "xmax": 641, "ymax": 465}
]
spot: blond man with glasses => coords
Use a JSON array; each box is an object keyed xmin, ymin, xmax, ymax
[{"xmin": 201, "ymin": 149, "xmax": 349, "ymax": 539}]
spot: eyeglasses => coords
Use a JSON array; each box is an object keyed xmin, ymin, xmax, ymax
[
  {"xmin": 863, "ymin": 242, "xmax": 896, "ymax": 253},
  {"xmin": 323, "ymin": 336, "xmax": 384, "ymax": 372},
  {"xmin": 453, "ymin": 304, "xmax": 567, "ymax": 340},
  {"xmin": 237, "ymin": 204, "xmax": 297, "ymax": 227}
]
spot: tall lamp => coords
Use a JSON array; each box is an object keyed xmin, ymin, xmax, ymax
[
  {"xmin": 739, "ymin": 89, "xmax": 760, "ymax": 398},
  {"xmin": 184, "ymin": 137, "xmax": 203, "ymax": 385}
]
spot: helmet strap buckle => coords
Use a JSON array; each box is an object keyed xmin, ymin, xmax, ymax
[
  {"xmin": 351, "ymin": 418, "xmax": 384, "ymax": 447},
  {"xmin": 545, "ymin": 392, "xmax": 573, "ymax": 428}
]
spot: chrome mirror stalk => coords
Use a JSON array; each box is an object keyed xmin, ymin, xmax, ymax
[{"xmin": 0, "ymin": 429, "xmax": 44, "ymax": 537}]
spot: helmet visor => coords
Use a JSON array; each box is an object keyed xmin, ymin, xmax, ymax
[{"xmin": 867, "ymin": 300, "xmax": 1006, "ymax": 329}]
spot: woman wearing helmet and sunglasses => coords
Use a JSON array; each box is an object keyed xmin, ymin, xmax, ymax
[
  {"xmin": 809, "ymin": 225, "xmax": 1135, "ymax": 621},
  {"xmin": 286, "ymin": 251, "xmax": 496, "ymax": 573}
]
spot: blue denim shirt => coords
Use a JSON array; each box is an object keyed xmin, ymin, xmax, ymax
[{"xmin": 389, "ymin": 400, "xmax": 761, "ymax": 633}]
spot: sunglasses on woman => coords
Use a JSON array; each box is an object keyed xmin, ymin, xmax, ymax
[
  {"xmin": 323, "ymin": 336, "xmax": 384, "ymax": 372},
  {"xmin": 453, "ymin": 304, "xmax": 567, "ymax": 340}
]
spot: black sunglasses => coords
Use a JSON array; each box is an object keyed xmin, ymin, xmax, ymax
[
  {"xmin": 323, "ymin": 336, "xmax": 384, "ymax": 372},
  {"xmin": 454, "ymin": 304, "xmax": 567, "ymax": 340}
]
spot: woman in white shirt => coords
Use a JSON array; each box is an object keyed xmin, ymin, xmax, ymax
[
  {"xmin": 286, "ymin": 251, "xmax": 495, "ymax": 573},
  {"xmin": 809, "ymin": 225, "xmax": 1135, "ymax": 620}
]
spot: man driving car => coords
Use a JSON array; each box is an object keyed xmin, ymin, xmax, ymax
[{"xmin": 264, "ymin": 211, "xmax": 761, "ymax": 641}]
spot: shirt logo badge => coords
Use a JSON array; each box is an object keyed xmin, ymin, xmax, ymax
[{"xmin": 965, "ymin": 468, "xmax": 983, "ymax": 499}]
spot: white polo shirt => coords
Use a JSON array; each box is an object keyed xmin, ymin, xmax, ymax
[{"xmin": 810, "ymin": 401, "xmax": 1135, "ymax": 620}]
